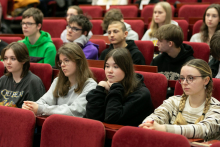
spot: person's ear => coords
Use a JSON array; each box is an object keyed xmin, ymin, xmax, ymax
[
  {"xmin": 37, "ymin": 23, "xmax": 42, "ymax": 31},
  {"xmin": 168, "ymin": 41, "xmax": 174, "ymax": 47},
  {"xmin": 204, "ymin": 76, "xmax": 210, "ymax": 86},
  {"xmin": 83, "ymin": 31, "xmax": 88, "ymax": 36},
  {"xmin": 124, "ymin": 31, "xmax": 128, "ymax": 38}
]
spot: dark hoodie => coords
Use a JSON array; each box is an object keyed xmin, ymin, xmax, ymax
[
  {"xmin": 99, "ymin": 40, "xmax": 146, "ymax": 65},
  {"xmin": 151, "ymin": 43, "xmax": 194, "ymax": 80},
  {"xmin": 209, "ymin": 58, "xmax": 220, "ymax": 78},
  {"xmin": 85, "ymin": 73, "xmax": 153, "ymax": 126}
]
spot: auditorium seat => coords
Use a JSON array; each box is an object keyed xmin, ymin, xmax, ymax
[
  {"xmin": 90, "ymin": 39, "xmax": 106, "ymax": 56},
  {"xmin": 0, "ymin": 62, "xmax": 4, "ymax": 77},
  {"xmin": 112, "ymin": 126, "xmax": 191, "ymax": 147},
  {"xmin": 175, "ymin": 20, "xmax": 189, "ymax": 41},
  {"xmin": 90, "ymin": 20, "xmax": 103, "ymax": 35},
  {"xmin": 192, "ymin": 20, "xmax": 203, "ymax": 35},
  {"xmin": 183, "ymin": 41, "xmax": 210, "ymax": 63},
  {"xmin": 109, "ymin": 5, "xmax": 138, "ymax": 18},
  {"xmin": 42, "ymin": 19, "xmax": 67, "ymax": 38},
  {"xmin": 166, "ymin": 0, "xmax": 197, "ymax": 3},
  {"xmin": 29, "ymin": 63, "xmax": 52, "ymax": 91},
  {"xmin": 90, "ymin": 67, "xmax": 106, "ymax": 83},
  {"xmin": 51, "ymin": 38, "xmax": 63, "ymax": 51},
  {"xmin": 0, "ymin": 37, "xmax": 23, "ymax": 44},
  {"xmin": 124, "ymin": 20, "xmax": 145, "ymax": 39},
  {"xmin": 0, "ymin": 106, "xmax": 36, "ymax": 147},
  {"xmin": 0, "ymin": 0, "xmax": 22, "ymax": 20},
  {"xmin": 79, "ymin": 6, "xmax": 103, "ymax": 18},
  {"xmin": 174, "ymin": 78, "xmax": 220, "ymax": 101},
  {"xmin": 134, "ymin": 41, "xmax": 154, "ymax": 65},
  {"xmin": 40, "ymin": 114, "xmax": 105, "ymax": 147}
]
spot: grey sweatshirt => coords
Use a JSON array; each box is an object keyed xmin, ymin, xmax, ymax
[{"xmin": 36, "ymin": 77, "xmax": 97, "ymax": 117}]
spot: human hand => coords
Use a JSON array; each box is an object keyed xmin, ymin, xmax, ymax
[
  {"xmin": 22, "ymin": 102, "xmax": 32, "ymax": 111},
  {"xmin": 98, "ymin": 81, "xmax": 111, "ymax": 91},
  {"xmin": 23, "ymin": 101, "xmax": 39, "ymax": 115},
  {"xmin": 139, "ymin": 120, "xmax": 166, "ymax": 132}
]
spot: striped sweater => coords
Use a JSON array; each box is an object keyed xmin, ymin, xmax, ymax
[{"xmin": 143, "ymin": 96, "xmax": 220, "ymax": 141}]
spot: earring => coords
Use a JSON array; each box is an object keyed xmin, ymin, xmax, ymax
[{"xmin": 204, "ymin": 85, "xmax": 206, "ymax": 90}]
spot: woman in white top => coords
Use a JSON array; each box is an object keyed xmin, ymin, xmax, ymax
[
  {"xmin": 22, "ymin": 43, "xmax": 97, "ymax": 117},
  {"xmin": 190, "ymin": 4, "xmax": 220, "ymax": 45},
  {"xmin": 139, "ymin": 59, "xmax": 220, "ymax": 141},
  {"xmin": 141, "ymin": 2, "xmax": 178, "ymax": 46}
]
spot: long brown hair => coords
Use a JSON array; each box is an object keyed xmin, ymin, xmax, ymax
[
  {"xmin": 53, "ymin": 43, "xmax": 94, "ymax": 98},
  {"xmin": 200, "ymin": 4, "xmax": 220, "ymax": 43},
  {"xmin": 173, "ymin": 59, "xmax": 213, "ymax": 125},
  {"xmin": 1, "ymin": 42, "xmax": 30, "ymax": 78},
  {"xmin": 104, "ymin": 48, "xmax": 139, "ymax": 98}
]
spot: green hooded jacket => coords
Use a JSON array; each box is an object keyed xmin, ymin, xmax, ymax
[{"xmin": 18, "ymin": 31, "xmax": 56, "ymax": 66}]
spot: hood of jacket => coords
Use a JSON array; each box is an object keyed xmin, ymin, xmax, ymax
[
  {"xmin": 162, "ymin": 43, "xmax": 194, "ymax": 63},
  {"xmin": 136, "ymin": 73, "xmax": 145, "ymax": 87},
  {"xmin": 124, "ymin": 22, "xmax": 131, "ymax": 32},
  {"xmin": 22, "ymin": 31, "xmax": 53, "ymax": 48},
  {"xmin": 84, "ymin": 41, "xmax": 99, "ymax": 49}
]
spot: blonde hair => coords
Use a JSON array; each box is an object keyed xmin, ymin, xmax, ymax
[
  {"xmin": 149, "ymin": 2, "xmax": 172, "ymax": 38},
  {"xmin": 173, "ymin": 59, "xmax": 213, "ymax": 125}
]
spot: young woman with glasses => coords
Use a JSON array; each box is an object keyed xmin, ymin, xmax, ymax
[
  {"xmin": 22, "ymin": 43, "xmax": 97, "ymax": 117},
  {"xmin": 139, "ymin": 59, "xmax": 220, "ymax": 141}
]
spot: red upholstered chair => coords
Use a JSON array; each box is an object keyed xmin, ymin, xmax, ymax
[
  {"xmin": 89, "ymin": 39, "xmax": 106, "ymax": 56},
  {"xmin": 141, "ymin": 5, "xmax": 175, "ymax": 24},
  {"xmin": 124, "ymin": 20, "xmax": 145, "ymax": 39},
  {"xmin": 202, "ymin": 0, "xmax": 220, "ymax": 3},
  {"xmin": 51, "ymin": 38, "xmax": 63, "ymax": 51},
  {"xmin": 192, "ymin": 20, "xmax": 203, "ymax": 35},
  {"xmin": 90, "ymin": 20, "xmax": 103, "ymax": 35},
  {"xmin": 134, "ymin": 41, "xmax": 154, "ymax": 65},
  {"xmin": 90, "ymin": 67, "xmax": 106, "ymax": 83},
  {"xmin": 112, "ymin": 126, "xmax": 190, "ymax": 147},
  {"xmin": 0, "ymin": 62, "xmax": 4, "ymax": 77},
  {"xmin": 183, "ymin": 41, "xmax": 210, "ymax": 63},
  {"xmin": 211, "ymin": 142, "xmax": 220, "ymax": 147},
  {"xmin": 0, "ymin": 0, "xmax": 22, "ymax": 20},
  {"xmin": 135, "ymin": 71, "xmax": 167, "ymax": 109},
  {"xmin": 174, "ymin": 78, "xmax": 220, "ymax": 101},
  {"xmin": 40, "ymin": 114, "xmax": 105, "ymax": 147},
  {"xmin": 0, "ymin": 106, "xmax": 36, "ymax": 147},
  {"xmin": 166, "ymin": 0, "xmax": 197, "ymax": 3},
  {"xmin": 52, "ymin": 68, "xmax": 59, "ymax": 81},
  {"xmin": 179, "ymin": 5, "xmax": 209, "ymax": 22},
  {"xmin": 42, "ymin": 19, "xmax": 67, "ymax": 38},
  {"xmin": 0, "ymin": 37, "xmax": 23, "ymax": 43},
  {"xmin": 175, "ymin": 20, "xmax": 189, "ymax": 41},
  {"xmin": 29, "ymin": 63, "xmax": 52, "ymax": 91},
  {"xmin": 109, "ymin": 5, "xmax": 138, "ymax": 18},
  {"xmin": 79, "ymin": 6, "xmax": 103, "ymax": 18}
]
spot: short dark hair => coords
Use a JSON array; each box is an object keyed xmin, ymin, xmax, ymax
[
  {"xmin": 102, "ymin": 9, "xmax": 124, "ymax": 31},
  {"xmin": 68, "ymin": 14, "xmax": 92, "ymax": 36},
  {"xmin": 22, "ymin": 7, "xmax": 44, "ymax": 26},
  {"xmin": 107, "ymin": 21, "xmax": 126, "ymax": 32},
  {"xmin": 154, "ymin": 24, "xmax": 183, "ymax": 48},
  {"xmin": 1, "ymin": 42, "xmax": 30, "ymax": 78},
  {"xmin": 210, "ymin": 30, "xmax": 220, "ymax": 60}
]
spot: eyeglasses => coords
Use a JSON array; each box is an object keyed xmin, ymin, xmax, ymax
[
  {"xmin": 57, "ymin": 59, "xmax": 70, "ymax": 67},
  {"xmin": 20, "ymin": 22, "xmax": 36, "ymax": 27},
  {"xmin": 178, "ymin": 75, "xmax": 206, "ymax": 84},
  {"xmin": 66, "ymin": 25, "xmax": 82, "ymax": 33}
]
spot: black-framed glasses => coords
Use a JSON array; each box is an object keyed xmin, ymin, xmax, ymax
[
  {"xmin": 66, "ymin": 25, "xmax": 82, "ymax": 33},
  {"xmin": 20, "ymin": 22, "xmax": 36, "ymax": 27},
  {"xmin": 178, "ymin": 76, "xmax": 207, "ymax": 84},
  {"xmin": 57, "ymin": 59, "xmax": 70, "ymax": 67}
]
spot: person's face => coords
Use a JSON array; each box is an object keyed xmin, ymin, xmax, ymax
[
  {"xmin": 153, "ymin": 4, "xmax": 166, "ymax": 25},
  {"xmin": 156, "ymin": 39, "xmax": 171, "ymax": 53},
  {"xmin": 59, "ymin": 54, "xmax": 76, "ymax": 78},
  {"xmin": 105, "ymin": 57, "xmax": 125, "ymax": 83},
  {"xmin": 21, "ymin": 16, "xmax": 41, "ymax": 37},
  {"xmin": 205, "ymin": 8, "xmax": 220, "ymax": 29},
  {"xmin": 66, "ymin": 22, "xmax": 83, "ymax": 42},
  {"xmin": 107, "ymin": 23, "xmax": 128, "ymax": 46},
  {"xmin": 179, "ymin": 66, "xmax": 210, "ymax": 97},
  {"xmin": 3, "ymin": 49, "xmax": 24, "ymax": 75},
  {"xmin": 66, "ymin": 8, "xmax": 78, "ymax": 23}
]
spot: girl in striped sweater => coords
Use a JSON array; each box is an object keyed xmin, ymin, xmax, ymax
[{"xmin": 139, "ymin": 59, "xmax": 220, "ymax": 141}]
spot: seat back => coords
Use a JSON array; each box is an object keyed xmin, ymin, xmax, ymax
[
  {"xmin": 141, "ymin": 5, "xmax": 175, "ymax": 24},
  {"xmin": 51, "ymin": 38, "xmax": 63, "ymax": 51},
  {"xmin": 109, "ymin": 5, "xmax": 138, "ymax": 17},
  {"xmin": 80, "ymin": 6, "xmax": 103, "ymax": 17},
  {"xmin": 41, "ymin": 114, "xmax": 105, "ymax": 147},
  {"xmin": 175, "ymin": 20, "xmax": 189, "ymax": 41},
  {"xmin": 192, "ymin": 20, "xmax": 203, "ymax": 35},
  {"xmin": 124, "ymin": 20, "xmax": 145, "ymax": 39},
  {"xmin": 0, "ymin": 62, "xmax": 4, "ymax": 77},
  {"xmin": 0, "ymin": 37, "xmax": 23, "ymax": 44},
  {"xmin": 90, "ymin": 39, "xmax": 106, "ymax": 56},
  {"xmin": 42, "ymin": 19, "xmax": 67, "ymax": 38},
  {"xmin": 90, "ymin": 20, "xmax": 103, "ymax": 35},
  {"xmin": 179, "ymin": 5, "xmax": 209, "ymax": 22},
  {"xmin": 29, "ymin": 63, "xmax": 52, "ymax": 91},
  {"xmin": 112, "ymin": 126, "xmax": 190, "ymax": 147},
  {"xmin": 183, "ymin": 41, "xmax": 210, "ymax": 63},
  {"xmin": 0, "ymin": 106, "xmax": 36, "ymax": 147},
  {"xmin": 134, "ymin": 41, "xmax": 154, "ymax": 65},
  {"xmin": 175, "ymin": 78, "xmax": 220, "ymax": 101},
  {"xmin": 90, "ymin": 67, "xmax": 106, "ymax": 83},
  {"xmin": 211, "ymin": 142, "xmax": 220, "ymax": 147},
  {"xmin": 135, "ymin": 71, "xmax": 167, "ymax": 109},
  {"xmin": 166, "ymin": 0, "xmax": 197, "ymax": 2}
]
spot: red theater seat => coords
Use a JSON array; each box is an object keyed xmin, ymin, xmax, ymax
[
  {"xmin": 124, "ymin": 20, "xmax": 145, "ymax": 39},
  {"xmin": 90, "ymin": 20, "xmax": 103, "ymax": 35},
  {"xmin": 80, "ymin": 6, "xmax": 103, "ymax": 18},
  {"xmin": 51, "ymin": 38, "xmax": 63, "ymax": 51},
  {"xmin": 89, "ymin": 39, "xmax": 106, "ymax": 56},
  {"xmin": 0, "ymin": 62, "xmax": 4, "ymax": 77},
  {"xmin": 0, "ymin": 37, "xmax": 23, "ymax": 44},
  {"xmin": 192, "ymin": 20, "xmax": 203, "ymax": 35},
  {"xmin": 109, "ymin": 5, "xmax": 138, "ymax": 18}
]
